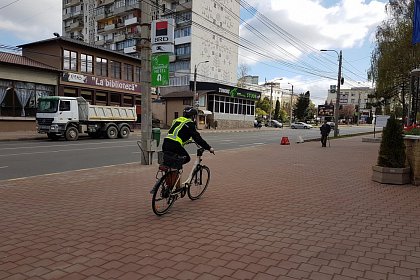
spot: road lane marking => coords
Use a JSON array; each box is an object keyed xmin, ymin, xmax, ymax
[
  {"xmin": 0, "ymin": 144, "xmax": 137, "ymax": 157},
  {"xmin": 0, "ymin": 166, "xmax": 8, "ymax": 169}
]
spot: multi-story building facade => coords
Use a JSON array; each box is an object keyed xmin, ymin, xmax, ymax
[
  {"xmin": 326, "ymin": 86, "xmax": 375, "ymax": 122},
  {"xmin": 62, "ymin": 0, "xmax": 240, "ymax": 86}
]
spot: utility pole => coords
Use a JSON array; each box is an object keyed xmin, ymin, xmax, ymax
[
  {"xmin": 288, "ymin": 82, "xmax": 293, "ymax": 126},
  {"xmin": 335, "ymin": 50, "xmax": 343, "ymax": 137},
  {"xmin": 321, "ymin": 49, "xmax": 342, "ymax": 137},
  {"xmin": 140, "ymin": 0, "xmax": 152, "ymax": 165},
  {"xmin": 265, "ymin": 78, "xmax": 282, "ymax": 125}
]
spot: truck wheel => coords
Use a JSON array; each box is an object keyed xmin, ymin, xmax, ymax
[
  {"xmin": 47, "ymin": 133, "xmax": 60, "ymax": 141},
  {"xmin": 106, "ymin": 126, "xmax": 118, "ymax": 139},
  {"xmin": 65, "ymin": 127, "xmax": 79, "ymax": 141},
  {"xmin": 118, "ymin": 126, "xmax": 130, "ymax": 138}
]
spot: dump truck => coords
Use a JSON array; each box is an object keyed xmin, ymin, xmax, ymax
[{"xmin": 36, "ymin": 96, "xmax": 136, "ymax": 141}]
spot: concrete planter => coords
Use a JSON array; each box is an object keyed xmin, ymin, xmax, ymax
[
  {"xmin": 372, "ymin": 165, "xmax": 411, "ymax": 185},
  {"xmin": 404, "ymin": 135, "xmax": 420, "ymax": 185}
]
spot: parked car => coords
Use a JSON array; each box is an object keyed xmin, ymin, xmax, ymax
[
  {"xmin": 291, "ymin": 122, "xmax": 313, "ymax": 129},
  {"xmin": 265, "ymin": 120, "xmax": 283, "ymax": 128}
]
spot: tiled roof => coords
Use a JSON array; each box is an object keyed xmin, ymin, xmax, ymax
[{"xmin": 0, "ymin": 51, "xmax": 59, "ymax": 71}]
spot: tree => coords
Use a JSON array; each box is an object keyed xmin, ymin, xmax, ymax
[
  {"xmin": 305, "ymin": 102, "xmax": 317, "ymax": 122},
  {"xmin": 377, "ymin": 114, "xmax": 406, "ymax": 168},
  {"xmin": 368, "ymin": 0, "xmax": 420, "ymax": 120},
  {"xmin": 274, "ymin": 100, "xmax": 280, "ymax": 120},
  {"xmin": 255, "ymin": 97, "xmax": 270, "ymax": 115},
  {"xmin": 293, "ymin": 91, "xmax": 310, "ymax": 121},
  {"xmin": 237, "ymin": 63, "xmax": 250, "ymax": 87},
  {"xmin": 340, "ymin": 105, "xmax": 356, "ymax": 124}
]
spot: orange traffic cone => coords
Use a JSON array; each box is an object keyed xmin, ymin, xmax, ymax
[{"xmin": 280, "ymin": 137, "xmax": 290, "ymax": 145}]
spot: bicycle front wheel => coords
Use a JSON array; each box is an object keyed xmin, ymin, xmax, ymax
[
  {"xmin": 152, "ymin": 174, "xmax": 175, "ymax": 216},
  {"xmin": 187, "ymin": 165, "xmax": 210, "ymax": 200}
]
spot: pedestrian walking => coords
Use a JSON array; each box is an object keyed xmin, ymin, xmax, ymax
[{"xmin": 320, "ymin": 120, "xmax": 331, "ymax": 147}]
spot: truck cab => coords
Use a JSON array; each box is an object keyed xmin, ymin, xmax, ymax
[{"xmin": 36, "ymin": 96, "xmax": 80, "ymax": 140}]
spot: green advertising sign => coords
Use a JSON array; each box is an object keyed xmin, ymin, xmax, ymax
[{"xmin": 151, "ymin": 54, "xmax": 169, "ymax": 86}]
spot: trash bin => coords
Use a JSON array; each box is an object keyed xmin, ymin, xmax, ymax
[{"xmin": 152, "ymin": 128, "xmax": 161, "ymax": 146}]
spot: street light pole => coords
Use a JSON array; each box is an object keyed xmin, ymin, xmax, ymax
[
  {"xmin": 193, "ymin": 60, "xmax": 209, "ymax": 127},
  {"xmin": 321, "ymin": 49, "xmax": 342, "ymax": 137},
  {"xmin": 265, "ymin": 78, "xmax": 282, "ymax": 125},
  {"xmin": 288, "ymin": 82, "xmax": 293, "ymax": 126}
]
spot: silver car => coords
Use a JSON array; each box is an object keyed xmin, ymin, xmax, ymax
[{"xmin": 291, "ymin": 122, "xmax": 313, "ymax": 129}]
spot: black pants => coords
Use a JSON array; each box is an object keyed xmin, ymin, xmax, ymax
[
  {"xmin": 321, "ymin": 134, "xmax": 328, "ymax": 147},
  {"xmin": 162, "ymin": 139, "xmax": 191, "ymax": 164}
]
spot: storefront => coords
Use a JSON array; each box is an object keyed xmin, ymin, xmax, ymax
[
  {"xmin": 195, "ymin": 82, "xmax": 261, "ymax": 129},
  {"xmin": 0, "ymin": 52, "xmax": 59, "ymax": 132}
]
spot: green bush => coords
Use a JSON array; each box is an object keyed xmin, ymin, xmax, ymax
[{"xmin": 377, "ymin": 115, "xmax": 406, "ymax": 168}]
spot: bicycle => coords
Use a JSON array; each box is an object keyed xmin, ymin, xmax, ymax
[{"xmin": 150, "ymin": 142, "xmax": 213, "ymax": 216}]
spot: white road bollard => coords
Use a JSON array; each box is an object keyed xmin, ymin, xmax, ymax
[{"xmin": 296, "ymin": 136, "xmax": 304, "ymax": 143}]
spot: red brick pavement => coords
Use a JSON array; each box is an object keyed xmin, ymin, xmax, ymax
[{"xmin": 1, "ymin": 136, "xmax": 420, "ymax": 280}]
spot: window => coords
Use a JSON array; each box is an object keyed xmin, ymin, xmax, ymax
[
  {"xmin": 110, "ymin": 61, "xmax": 121, "ymax": 79},
  {"xmin": 96, "ymin": 57, "xmax": 108, "ymax": 76},
  {"xmin": 124, "ymin": 95, "xmax": 133, "ymax": 106},
  {"xmin": 80, "ymin": 54, "xmax": 93, "ymax": 73},
  {"xmin": 110, "ymin": 93, "xmax": 121, "ymax": 104},
  {"xmin": 81, "ymin": 90, "xmax": 93, "ymax": 102},
  {"xmin": 59, "ymin": 101, "xmax": 71, "ymax": 111},
  {"xmin": 135, "ymin": 66, "xmax": 141, "ymax": 83},
  {"xmin": 96, "ymin": 92, "xmax": 107, "ymax": 104},
  {"xmin": 124, "ymin": 64, "xmax": 134, "ymax": 81},
  {"xmin": 63, "ymin": 49, "xmax": 77, "ymax": 71},
  {"xmin": 175, "ymin": 44, "xmax": 191, "ymax": 56},
  {"xmin": 183, "ymin": 98, "xmax": 192, "ymax": 105},
  {"xmin": 64, "ymin": 87, "xmax": 77, "ymax": 97}
]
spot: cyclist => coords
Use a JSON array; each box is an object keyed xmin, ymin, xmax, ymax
[{"xmin": 162, "ymin": 106, "xmax": 214, "ymax": 191}]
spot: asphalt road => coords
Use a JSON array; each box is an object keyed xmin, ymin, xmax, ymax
[{"xmin": 0, "ymin": 125, "xmax": 376, "ymax": 181}]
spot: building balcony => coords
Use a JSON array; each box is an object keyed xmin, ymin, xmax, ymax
[
  {"xmin": 69, "ymin": 21, "xmax": 83, "ymax": 31},
  {"xmin": 114, "ymin": 2, "xmax": 140, "ymax": 16},
  {"xmin": 126, "ymin": 31, "xmax": 140, "ymax": 39},
  {"xmin": 114, "ymin": 34, "xmax": 126, "ymax": 42},
  {"xmin": 97, "ymin": 0, "xmax": 114, "ymax": 7},
  {"xmin": 176, "ymin": 1, "xmax": 192, "ymax": 11},
  {"xmin": 104, "ymin": 23, "xmax": 116, "ymax": 31},
  {"xmin": 65, "ymin": 0, "xmax": 82, "ymax": 7},
  {"xmin": 63, "ymin": 10, "xmax": 83, "ymax": 21},
  {"xmin": 124, "ymin": 46, "xmax": 136, "ymax": 54},
  {"xmin": 175, "ymin": 35, "xmax": 191, "ymax": 45},
  {"xmin": 95, "ymin": 40, "xmax": 105, "ymax": 46},
  {"xmin": 124, "ymin": 17, "xmax": 139, "ymax": 26}
]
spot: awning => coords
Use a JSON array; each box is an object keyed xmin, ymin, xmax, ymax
[{"xmin": 199, "ymin": 110, "xmax": 213, "ymax": 115}]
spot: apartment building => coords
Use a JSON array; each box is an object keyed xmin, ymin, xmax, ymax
[
  {"xmin": 326, "ymin": 86, "xmax": 375, "ymax": 122},
  {"xmin": 62, "ymin": 0, "xmax": 240, "ymax": 86}
]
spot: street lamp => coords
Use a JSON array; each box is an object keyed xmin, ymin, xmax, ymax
[
  {"xmin": 321, "ymin": 49, "xmax": 342, "ymax": 137},
  {"xmin": 193, "ymin": 60, "xmax": 209, "ymax": 128},
  {"xmin": 288, "ymin": 82, "xmax": 294, "ymax": 127},
  {"xmin": 193, "ymin": 60, "xmax": 209, "ymax": 108}
]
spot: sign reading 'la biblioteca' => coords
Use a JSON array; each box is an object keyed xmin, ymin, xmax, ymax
[{"xmin": 62, "ymin": 72, "xmax": 140, "ymax": 93}]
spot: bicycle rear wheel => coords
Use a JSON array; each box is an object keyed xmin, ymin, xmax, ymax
[
  {"xmin": 152, "ymin": 174, "xmax": 175, "ymax": 216},
  {"xmin": 187, "ymin": 165, "xmax": 210, "ymax": 200}
]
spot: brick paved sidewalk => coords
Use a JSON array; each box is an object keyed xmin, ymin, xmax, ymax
[{"xmin": 1, "ymin": 136, "xmax": 419, "ymax": 280}]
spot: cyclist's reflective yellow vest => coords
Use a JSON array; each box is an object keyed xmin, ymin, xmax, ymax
[{"xmin": 165, "ymin": 117, "xmax": 192, "ymax": 146}]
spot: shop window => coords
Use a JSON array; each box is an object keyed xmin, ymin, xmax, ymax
[
  {"xmin": 110, "ymin": 61, "xmax": 121, "ymax": 79},
  {"xmin": 81, "ymin": 90, "xmax": 93, "ymax": 102},
  {"xmin": 124, "ymin": 95, "xmax": 133, "ymax": 106},
  {"xmin": 135, "ymin": 66, "xmax": 141, "ymax": 83},
  {"xmin": 63, "ymin": 49, "xmax": 77, "ymax": 71},
  {"xmin": 124, "ymin": 64, "xmax": 134, "ymax": 81},
  {"xmin": 110, "ymin": 93, "xmax": 121, "ymax": 105},
  {"xmin": 135, "ymin": 96, "xmax": 141, "ymax": 106},
  {"xmin": 81, "ymin": 54, "xmax": 93, "ymax": 73},
  {"xmin": 64, "ymin": 87, "xmax": 78, "ymax": 97},
  {"xmin": 96, "ymin": 92, "xmax": 107, "ymax": 104},
  {"xmin": 96, "ymin": 57, "xmax": 108, "ymax": 76}
]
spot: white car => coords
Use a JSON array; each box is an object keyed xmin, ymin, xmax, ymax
[{"xmin": 291, "ymin": 122, "xmax": 313, "ymax": 129}]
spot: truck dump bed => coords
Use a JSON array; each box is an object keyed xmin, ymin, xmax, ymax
[{"xmin": 77, "ymin": 98, "xmax": 136, "ymax": 122}]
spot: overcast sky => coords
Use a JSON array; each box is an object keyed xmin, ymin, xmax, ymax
[{"xmin": 0, "ymin": 0, "xmax": 388, "ymax": 104}]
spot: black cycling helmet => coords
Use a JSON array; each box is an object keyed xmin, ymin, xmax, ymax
[{"xmin": 183, "ymin": 106, "xmax": 198, "ymax": 118}]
